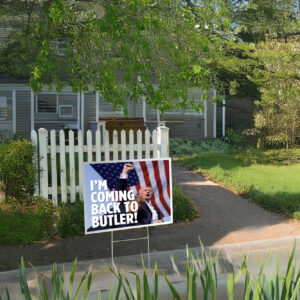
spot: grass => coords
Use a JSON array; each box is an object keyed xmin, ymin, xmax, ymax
[
  {"xmin": 174, "ymin": 148, "xmax": 300, "ymax": 217},
  {"xmin": 0, "ymin": 200, "xmax": 55, "ymax": 246}
]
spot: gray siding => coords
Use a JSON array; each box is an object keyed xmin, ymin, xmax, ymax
[
  {"xmin": 84, "ymin": 92, "xmax": 96, "ymax": 132},
  {"xmin": 16, "ymin": 90, "xmax": 31, "ymax": 139},
  {"xmin": 165, "ymin": 116, "xmax": 204, "ymax": 139},
  {"xmin": 98, "ymin": 94, "xmax": 123, "ymax": 118},
  {"xmin": 161, "ymin": 88, "xmax": 210, "ymax": 139},
  {"xmin": 127, "ymin": 100, "xmax": 144, "ymax": 118}
]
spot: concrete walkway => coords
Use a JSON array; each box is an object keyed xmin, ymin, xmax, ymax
[{"xmin": 0, "ymin": 164, "xmax": 300, "ymax": 272}]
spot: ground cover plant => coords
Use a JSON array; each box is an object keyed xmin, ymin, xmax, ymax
[
  {"xmin": 1, "ymin": 240, "xmax": 299, "ymax": 299},
  {"xmin": 170, "ymin": 129, "xmax": 245, "ymax": 156},
  {"xmin": 173, "ymin": 185, "xmax": 197, "ymax": 222},
  {"xmin": 175, "ymin": 148, "xmax": 300, "ymax": 218},
  {"xmin": 0, "ymin": 197, "xmax": 55, "ymax": 246}
]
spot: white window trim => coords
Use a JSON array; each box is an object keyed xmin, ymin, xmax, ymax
[
  {"xmin": 59, "ymin": 105, "xmax": 73, "ymax": 118},
  {"xmin": 0, "ymin": 96, "xmax": 8, "ymax": 120},
  {"xmin": 36, "ymin": 93, "xmax": 58, "ymax": 114}
]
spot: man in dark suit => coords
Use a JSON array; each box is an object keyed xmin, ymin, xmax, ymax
[{"xmin": 120, "ymin": 164, "xmax": 163, "ymax": 225}]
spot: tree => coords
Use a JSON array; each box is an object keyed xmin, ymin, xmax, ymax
[
  {"xmin": 252, "ymin": 40, "xmax": 300, "ymax": 148},
  {"xmin": 0, "ymin": 0, "xmax": 230, "ymax": 112}
]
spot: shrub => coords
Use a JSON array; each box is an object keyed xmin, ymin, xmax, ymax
[
  {"xmin": 0, "ymin": 138, "xmax": 35, "ymax": 203},
  {"xmin": 222, "ymin": 128, "xmax": 245, "ymax": 146},
  {"xmin": 173, "ymin": 185, "xmax": 197, "ymax": 222},
  {"xmin": 56, "ymin": 200, "xmax": 84, "ymax": 237}
]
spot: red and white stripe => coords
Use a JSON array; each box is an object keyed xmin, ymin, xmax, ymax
[{"xmin": 130, "ymin": 160, "xmax": 171, "ymax": 217}]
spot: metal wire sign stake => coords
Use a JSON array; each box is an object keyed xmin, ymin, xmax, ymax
[{"xmin": 111, "ymin": 227, "xmax": 151, "ymax": 270}]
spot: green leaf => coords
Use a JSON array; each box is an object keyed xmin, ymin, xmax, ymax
[
  {"xmin": 68, "ymin": 258, "xmax": 77, "ymax": 298},
  {"xmin": 19, "ymin": 257, "xmax": 32, "ymax": 300},
  {"xmin": 108, "ymin": 283, "xmax": 114, "ymax": 300},
  {"xmin": 163, "ymin": 273, "xmax": 180, "ymax": 300},
  {"xmin": 153, "ymin": 263, "xmax": 158, "ymax": 300}
]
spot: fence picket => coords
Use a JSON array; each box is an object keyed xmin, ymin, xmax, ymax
[
  {"xmin": 69, "ymin": 130, "xmax": 76, "ymax": 203},
  {"xmin": 78, "ymin": 130, "xmax": 84, "ymax": 200},
  {"xmin": 31, "ymin": 130, "xmax": 39, "ymax": 195},
  {"xmin": 145, "ymin": 129, "xmax": 150, "ymax": 159},
  {"xmin": 137, "ymin": 130, "xmax": 142, "ymax": 159},
  {"xmin": 129, "ymin": 130, "xmax": 134, "ymax": 159},
  {"xmin": 152, "ymin": 129, "xmax": 158, "ymax": 158},
  {"xmin": 96, "ymin": 129, "xmax": 101, "ymax": 161},
  {"xmin": 113, "ymin": 130, "xmax": 118, "ymax": 160},
  {"xmin": 104, "ymin": 130, "xmax": 110, "ymax": 161},
  {"xmin": 59, "ymin": 130, "xmax": 67, "ymax": 203},
  {"xmin": 87, "ymin": 130, "xmax": 93, "ymax": 163},
  {"xmin": 50, "ymin": 130, "xmax": 58, "ymax": 205},
  {"xmin": 39, "ymin": 128, "xmax": 48, "ymax": 199},
  {"xmin": 121, "ymin": 130, "xmax": 126, "ymax": 160}
]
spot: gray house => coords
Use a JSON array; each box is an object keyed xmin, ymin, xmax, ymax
[{"xmin": 0, "ymin": 74, "xmax": 225, "ymax": 142}]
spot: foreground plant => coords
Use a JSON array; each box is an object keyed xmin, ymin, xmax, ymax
[
  {"xmin": 107, "ymin": 256, "xmax": 159, "ymax": 300},
  {"xmin": 1, "ymin": 240, "xmax": 299, "ymax": 299},
  {"xmin": 0, "ymin": 257, "xmax": 95, "ymax": 300}
]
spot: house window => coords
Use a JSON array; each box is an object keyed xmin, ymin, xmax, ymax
[
  {"xmin": 0, "ymin": 97, "xmax": 7, "ymax": 120},
  {"xmin": 59, "ymin": 105, "xmax": 73, "ymax": 118},
  {"xmin": 37, "ymin": 93, "xmax": 57, "ymax": 113},
  {"xmin": 51, "ymin": 40, "xmax": 67, "ymax": 56}
]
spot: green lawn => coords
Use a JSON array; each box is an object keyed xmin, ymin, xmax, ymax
[
  {"xmin": 0, "ymin": 201, "xmax": 55, "ymax": 246},
  {"xmin": 174, "ymin": 149, "xmax": 300, "ymax": 217}
]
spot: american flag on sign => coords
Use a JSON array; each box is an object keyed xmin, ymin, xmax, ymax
[{"xmin": 91, "ymin": 160, "xmax": 171, "ymax": 217}]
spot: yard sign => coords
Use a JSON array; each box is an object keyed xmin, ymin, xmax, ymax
[{"xmin": 84, "ymin": 158, "xmax": 173, "ymax": 234}]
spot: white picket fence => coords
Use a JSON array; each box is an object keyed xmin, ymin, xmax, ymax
[{"xmin": 31, "ymin": 126, "xmax": 169, "ymax": 204}]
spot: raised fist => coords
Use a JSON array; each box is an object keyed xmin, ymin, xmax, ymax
[{"xmin": 122, "ymin": 163, "xmax": 134, "ymax": 174}]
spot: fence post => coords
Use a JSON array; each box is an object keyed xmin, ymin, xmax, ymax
[
  {"xmin": 38, "ymin": 128, "xmax": 48, "ymax": 199},
  {"xmin": 157, "ymin": 126, "xmax": 169, "ymax": 158},
  {"xmin": 31, "ymin": 130, "xmax": 39, "ymax": 196}
]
